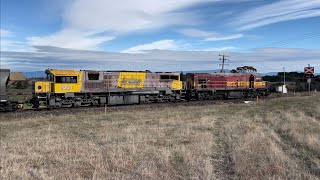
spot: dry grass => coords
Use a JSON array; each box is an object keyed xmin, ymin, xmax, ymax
[{"xmin": 1, "ymin": 94, "xmax": 320, "ymax": 179}]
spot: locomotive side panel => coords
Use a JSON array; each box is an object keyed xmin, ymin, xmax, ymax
[{"xmin": 81, "ymin": 71, "xmax": 182, "ymax": 92}]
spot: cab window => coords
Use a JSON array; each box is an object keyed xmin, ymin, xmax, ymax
[
  {"xmin": 56, "ymin": 76, "xmax": 77, "ymax": 83},
  {"xmin": 47, "ymin": 74, "xmax": 54, "ymax": 81},
  {"xmin": 160, "ymin": 75, "xmax": 179, "ymax": 80},
  {"xmin": 256, "ymin": 77, "xmax": 262, "ymax": 82},
  {"xmin": 88, "ymin": 73, "xmax": 99, "ymax": 80}
]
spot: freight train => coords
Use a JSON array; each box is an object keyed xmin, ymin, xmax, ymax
[
  {"xmin": 0, "ymin": 68, "xmax": 269, "ymax": 111},
  {"xmin": 32, "ymin": 69, "xmax": 268, "ymax": 108}
]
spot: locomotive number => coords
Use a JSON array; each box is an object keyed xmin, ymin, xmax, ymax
[{"xmin": 60, "ymin": 86, "xmax": 72, "ymax": 90}]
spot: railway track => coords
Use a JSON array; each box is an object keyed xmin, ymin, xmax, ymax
[
  {"xmin": 0, "ymin": 98, "xmax": 251, "ymax": 120},
  {"xmin": 1, "ymin": 93, "xmax": 310, "ymax": 120}
]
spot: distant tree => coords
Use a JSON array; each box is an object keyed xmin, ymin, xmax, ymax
[
  {"xmin": 234, "ymin": 66, "xmax": 257, "ymax": 74},
  {"xmin": 230, "ymin": 69, "xmax": 238, "ymax": 73}
]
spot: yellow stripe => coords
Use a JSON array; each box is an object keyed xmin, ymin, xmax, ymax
[
  {"xmin": 226, "ymin": 81, "xmax": 250, "ymax": 87},
  {"xmin": 226, "ymin": 81, "xmax": 266, "ymax": 87},
  {"xmin": 117, "ymin": 72, "xmax": 146, "ymax": 88},
  {"xmin": 172, "ymin": 80, "xmax": 182, "ymax": 90}
]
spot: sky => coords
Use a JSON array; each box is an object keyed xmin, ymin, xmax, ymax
[{"xmin": 0, "ymin": 0, "xmax": 320, "ymax": 73}]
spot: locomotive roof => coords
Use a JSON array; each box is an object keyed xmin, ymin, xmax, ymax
[
  {"xmin": 46, "ymin": 69, "xmax": 179, "ymax": 75},
  {"xmin": 189, "ymin": 72, "xmax": 263, "ymax": 77},
  {"xmin": 46, "ymin": 69, "xmax": 80, "ymax": 76},
  {"xmin": 81, "ymin": 70, "xmax": 178, "ymax": 74}
]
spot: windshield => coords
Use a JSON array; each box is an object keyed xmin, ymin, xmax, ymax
[{"xmin": 47, "ymin": 74, "xmax": 54, "ymax": 81}]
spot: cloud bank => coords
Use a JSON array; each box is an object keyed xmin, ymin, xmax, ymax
[{"xmin": 1, "ymin": 46, "xmax": 319, "ymax": 73}]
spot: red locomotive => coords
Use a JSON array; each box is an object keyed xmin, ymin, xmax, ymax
[{"xmin": 186, "ymin": 73, "xmax": 268, "ymax": 100}]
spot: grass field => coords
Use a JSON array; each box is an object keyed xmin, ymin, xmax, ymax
[{"xmin": 1, "ymin": 94, "xmax": 320, "ymax": 179}]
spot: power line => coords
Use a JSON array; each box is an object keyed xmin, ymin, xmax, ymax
[
  {"xmin": 219, "ymin": 54, "xmax": 229, "ymax": 73},
  {"xmin": 261, "ymin": 31, "xmax": 320, "ymax": 48}
]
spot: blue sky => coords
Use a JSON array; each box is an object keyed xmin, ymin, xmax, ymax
[{"xmin": 0, "ymin": 0, "xmax": 320, "ymax": 73}]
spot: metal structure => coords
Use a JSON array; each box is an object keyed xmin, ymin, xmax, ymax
[
  {"xmin": 0, "ymin": 69, "xmax": 25, "ymax": 111},
  {"xmin": 304, "ymin": 65, "xmax": 315, "ymax": 94},
  {"xmin": 219, "ymin": 54, "xmax": 229, "ymax": 73}
]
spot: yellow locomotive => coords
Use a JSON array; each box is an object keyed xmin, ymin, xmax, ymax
[{"xmin": 33, "ymin": 69, "xmax": 184, "ymax": 108}]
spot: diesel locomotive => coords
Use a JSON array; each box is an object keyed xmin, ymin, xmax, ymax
[
  {"xmin": 33, "ymin": 69, "xmax": 184, "ymax": 108},
  {"xmin": 186, "ymin": 73, "xmax": 268, "ymax": 100},
  {"xmin": 31, "ymin": 69, "xmax": 268, "ymax": 109}
]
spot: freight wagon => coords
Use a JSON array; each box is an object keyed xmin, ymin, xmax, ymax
[{"xmin": 0, "ymin": 69, "xmax": 25, "ymax": 111}]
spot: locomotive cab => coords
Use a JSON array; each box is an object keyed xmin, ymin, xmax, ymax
[{"xmin": 35, "ymin": 69, "xmax": 83, "ymax": 94}]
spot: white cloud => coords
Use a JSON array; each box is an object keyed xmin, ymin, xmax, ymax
[
  {"xmin": 64, "ymin": 0, "xmax": 216, "ymax": 33},
  {"xmin": 121, "ymin": 40, "xmax": 178, "ymax": 53},
  {"xmin": 1, "ymin": 40, "xmax": 17, "ymax": 47},
  {"xmin": 27, "ymin": 29, "xmax": 115, "ymax": 50},
  {"xmin": 178, "ymin": 28, "xmax": 219, "ymax": 38},
  {"xmin": 0, "ymin": 39, "xmax": 35, "ymax": 52},
  {"xmin": 1, "ymin": 46, "xmax": 319, "ymax": 73},
  {"xmin": 25, "ymin": 0, "xmax": 222, "ymax": 50},
  {"xmin": 200, "ymin": 46, "xmax": 237, "ymax": 51},
  {"xmin": 0, "ymin": 29, "xmax": 13, "ymax": 38},
  {"xmin": 178, "ymin": 28, "xmax": 244, "ymax": 41},
  {"xmin": 232, "ymin": 0, "xmax": 320, "ymax": 30},
  {"xmin": 0, "ymin": 29, "xmax": 30, "ymax": 52},
  {"xmin": 121, "ymin": 40, "xmax": 235, "ymax": 53},
  {"xmin": 205, "ymin": 34, "xmax": 244, "ymax": 41}
]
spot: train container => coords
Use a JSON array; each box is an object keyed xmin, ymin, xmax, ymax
[{"xmin": 0, "ymin": 69, "xmax": 25, "ymax": 111}]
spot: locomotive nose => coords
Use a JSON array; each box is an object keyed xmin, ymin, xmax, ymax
[{"xmin": 34, "ymin": 81, "xmax": 51, "ymax": 93}]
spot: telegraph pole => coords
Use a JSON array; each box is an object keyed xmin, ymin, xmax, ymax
[
  {"xmin": 283, "ymin": 67, "xmax": 285, "ymax": 86},
  {"xmin": 219, "ymin": 54, "xmax": 229, "ymax": 73},
  {"xmin": 308, "ymin": 64, "xmax": 311, "ymax": 94}
]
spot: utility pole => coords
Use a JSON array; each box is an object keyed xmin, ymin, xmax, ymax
[
  {"xmin": 308, "ymin": 64, "xmax": 311, "ymax": 94},
  {"xmin": 282, "ymin": 67, "xmax": 287, "ymax": 94},
  {"xmin": 219, "ymin": 54, "xmax": 229, "ymax": 73},
  {"xmin": 283, "ymin": 67, "xmax": 285, "ymax": 86}
]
